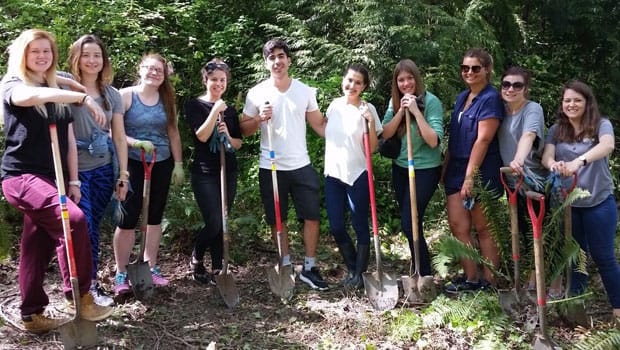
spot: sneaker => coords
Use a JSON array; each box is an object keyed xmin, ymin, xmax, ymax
[
  {"xmin": 445, "ymin": 279, "xmax": 482, "ymax": 294},
  {"xmin": 78, "ymin": 293, "xmax": 114, "ymax": 321},
  {"xmin": 114, "ymin": 272, "xmax": 131, "ymax": 296},
  {"xmin": 22, "ymin": 313, "xmax": 68, "ymax": 334},
  {"xmin": 300, "ymin": 267, "xmax": 329, "ymax": 291},
  {"xmin": 90, "ymin": 282, "xmax": 114, "ymax": 307},
  {"xmin": 150, "ymin": 266, "xmax": 169, "ymax": 287},
  {"xmin": 190, "ymin": 260, "xmax": 211, "ymax": 284}
]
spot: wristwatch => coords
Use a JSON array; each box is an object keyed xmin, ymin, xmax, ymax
[{"xmin": 578, "ymin": 155, "xmax": 587, "ymax": 166}]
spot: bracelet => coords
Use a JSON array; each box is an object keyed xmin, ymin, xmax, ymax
[
  {"xmin": 119, "ymin": 170, "xmax": 130, "ymax": 178},
  {"xmin": 81, "ymin": 94, "xmax": 88, "ymax": 104},
  {"xmin": 116, "ymin": 179, "xmax": 129, "ymax": 187},
  {"xmin": 68, "ymin": 180, "xmax": 81, "ymax": 188}
]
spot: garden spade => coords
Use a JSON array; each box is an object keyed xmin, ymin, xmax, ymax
[
  {"xmin": 498, "ymin": 167, "xmax": 525, "ymax": 313},
  {"xmin": 264, "ymin": 114, "xmax": 295, "ymax": 300},
  {"xmin": 47, "ymin": 119, "xmax": 97, "ymax": 348},
  {"xmin": 526, "ymin": 191, "xmax": 560, "ymax": 350},
  {"xmin": 400, "ymin": 109, "xmax": 436, "ymax": 304},
  {"xmin": 214, "ymin": 113, "xmax": 239, "ymax": 308},
  {"xmin": 127, "ymin": 149, "xmax": 155, "ymax": 300},
  {"xmin": 360, "ymin": 105, "xmax": 399, "ymax": 311}
]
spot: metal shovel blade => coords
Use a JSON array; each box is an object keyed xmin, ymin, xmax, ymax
[
  {"xmin": 533, "ymin": 334, "xmax": 561, "ymax": 350},
  {"xmin": 401, "ymin": 275, "xmax": 422, "ymax": 303},
  {"xmin": 127, "ymin": 260, "xmax": 153, "ymax": 300},
  {"xmin": 363, "ymin": 271, "xmax": 399, "ymax": 311},
  {"xmin": 215, "ymin": 270, "xmax": 239, "ymax": 308},
  {"xmin": 266, "ymin": 264, "xmax": 295, "ymax": 300},
  {"xmin": 59, "ymin": 317, "xmax": 97, "ymax": 349}
]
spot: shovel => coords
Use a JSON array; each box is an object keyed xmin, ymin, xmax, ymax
[
  {"xmin": 47, "ymin": 120, "xmax": 97, "ymax": 348},
  {"xmin": 214, "ymin": 114, "xmax": 239, "ymax": 308},
  {"xmin": 557, "ymin": 173, "xmax": 587, "ymax": 327},
  {"xmin": 526, "ymin": 191, "xmax": 560, "ymax": 350},
  {"xmin": 498, "ymin": 167, "xmax": 525, "ymax": 313},
  {"xmin": 264, "ymin": 117, "xmax": 295, "ymax": 300},
  {"xmin": 401, "ymin": 109, "xmax": 436, "ymax": 304},
  {"xmin": 126, "ymin": 149, "xmax": 156, "ymax": 300},
  {"xmin": 360, "ymin": 106, "xmax": 399, "ymax": 311}
]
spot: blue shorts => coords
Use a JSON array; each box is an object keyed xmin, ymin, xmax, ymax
[
  {"xmin": 444, "ymin": 156, "xmax": 502, "ymax": 197},
  {"xmin": 259, "ymin": 164, "xmax": 320, "ymax": 225}
]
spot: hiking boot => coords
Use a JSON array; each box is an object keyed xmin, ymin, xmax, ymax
[
  {"xmin": 22, "ymin": 313, "xmax": 68, "ymax": 334},
  {"xmin": 150, "ymin": 266, "xmax": 169, "ymax": 287},
  {"xmin": 90, "ymin": 281, "xmax": 114, "ymax": 307},
  {"xmin": 190, "ymin": 259, "xmax": 211, "ymax": 284},
  {"xmin": 300, "ymin": 267, "xmax": 329, "ymax": 291},
  {"xmin": 346, "ymin": 244, "xmax": 369, "ymax": 290},
  {"xmin": 78, "ymin": 293, "xmax": 114, "ymax": 321},
  {"xmin": 114, "ymin": 271, "xmax": 131, "ymax": 296},
  {"xmin": 445, "ymin": 279, "xmax": 482, "ymax": 294},
  {"xmin": 337, "ymin": 241, "xmax": 357, "ymax": 286}
]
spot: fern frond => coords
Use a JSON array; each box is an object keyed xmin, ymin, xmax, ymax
[
  {"xmin": 432, "ymin": 235, "xmax": 509, "ymax": 281},
  {"xmin": 573, "ymin": 327, "xmax": 620, "ymax": 350}
]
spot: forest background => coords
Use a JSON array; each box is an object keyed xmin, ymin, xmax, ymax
[{"xmin": 0, "ymin": 1, "xmax": 619, "ymax": 349}]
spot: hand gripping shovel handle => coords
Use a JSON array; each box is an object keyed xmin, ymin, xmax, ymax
[
  {"xmin": 500, "ymin": 167, "xmax": 524, "ymax": 290},
  {"xmin": 362, "ymin": 114, "xmax": 381, "ymax": 272},
  {"xmin": 139, "ymin": 149, "xmax": 156, "ymax": 261},
  {"xmin": 49, "ymin": 123, "xmax": 82, "ymax": 316}
]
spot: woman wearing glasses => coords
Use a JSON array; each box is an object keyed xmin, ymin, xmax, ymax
[
  {"xmin": 184, "ymin": 59, "xmax": 242, "ymax": 284},
  {"xmin": 443, "ymin": 48, "xmax": 504, "ymax": 292},
  {"xmin": 112, "ymin": 53, "xmax": 184, "ymax": 295}
]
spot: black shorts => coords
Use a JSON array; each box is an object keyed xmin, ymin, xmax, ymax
[
  {"xmin": 117, "ymin": 157, "xmax": 174, "ymax": 229},
  {"xmin": 258, "ymin": 164, "xmax": 320, "ymax": 225}
]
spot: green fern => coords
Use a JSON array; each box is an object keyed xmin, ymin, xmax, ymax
[
  {"xmin": 432, "ymin": 235, "xmax": 509, "ymax": 281},
  {"xmin": 572, "ymin": 327, "xmax": 620, "ymax": 350}
]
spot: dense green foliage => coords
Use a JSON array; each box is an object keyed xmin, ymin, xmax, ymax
[{"xmin": 0, "ymin": 0, "xmax": 618, "ymax": 255}]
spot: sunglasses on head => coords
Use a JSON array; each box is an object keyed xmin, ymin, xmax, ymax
[
  {"xmin": 206, "ymin": 62, "xmax": 228, "ymax": 72},
  {"xmin": 460, "ymin": 65, "xmax": 482, "ymax": 74},
  {"xmin": 501, "ymin": 81, "xmax": 525, "ymax": 90}
]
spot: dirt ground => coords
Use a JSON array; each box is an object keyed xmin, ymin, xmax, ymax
[{"xmin": 0, "ymin": 229, "xmax": 618, "ymax": 349}]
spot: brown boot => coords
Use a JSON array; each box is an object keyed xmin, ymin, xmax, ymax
[
  {"xmin": 22, "ymin": 313, "xmax": 68, "ymax": 334},
  {"xmin": 67, "ymin": 293, "xmax": 114, "ymax": 321}
]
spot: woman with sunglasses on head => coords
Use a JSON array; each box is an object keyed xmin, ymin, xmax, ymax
[
  {"xmin": 60, "ymin": 34, "xmax": 129, "ymax": 306},
  {"xmin": 112, "ymin": 53, "xmax": 184, "ymax": 295},
  {"xmin": 324, "ymin": 63, "xmax": 382, "ymax": 289},
  {"xmin": 184, "ymin": 59, "xmax": 242, "ymax": 284},
  {"xmin": 1, "ymin": 29, "xmax": 114, "ymax": 333},
  {"xmin": 542, "ymin": 80, "xmax": 620, "ymax": 320},
  {"xmin": 381, "ymin": 59, "xmax": 444, "ymax": 278},
  {"xmin": 443, "ymin": 48, "xmax": 504, "ymax": 292}
]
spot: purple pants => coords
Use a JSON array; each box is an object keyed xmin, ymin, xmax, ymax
[{"xmin": 2, "ymin": 174, "xmax": 92, "ymax": 316}]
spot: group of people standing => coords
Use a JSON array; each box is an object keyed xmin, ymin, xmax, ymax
[{"xmin": 1, "ymin": 28, "xmax": 618, "ymax": 337}]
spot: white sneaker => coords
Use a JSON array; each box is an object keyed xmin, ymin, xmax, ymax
[{"xmin": 90, "ymin": 282, "xmax": 114, "ymax": 307}]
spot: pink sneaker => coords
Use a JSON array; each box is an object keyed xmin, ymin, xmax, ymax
[
  {"xmin": 150, "ymin": 266, "xmax": 169, "ymax": 287},
  {"xmin": 114, "ymin": 272, "xmax": 131, "ymax": 295}
]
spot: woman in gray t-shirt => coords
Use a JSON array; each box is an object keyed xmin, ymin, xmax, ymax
[{"xmin": 542, "ymin": 80, "xmax": 619, "ymax": 319}]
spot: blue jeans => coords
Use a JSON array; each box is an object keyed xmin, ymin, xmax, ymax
[
  {"xmin": 392, "ymin": 164, "xmax": 441, "ymax": 276},
  {"xmin": 325, "ymin": 173, "xmax": 371, "ymax": 246},
  {"xmin": 570, "ymin": 195, "xmax": 620, "ymax": 308},
  {"xmin": 190, "ymin": 171, "xmax": 237, "ymax": 269}
]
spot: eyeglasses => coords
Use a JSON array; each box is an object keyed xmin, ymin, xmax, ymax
[
  {"xmin": 141, "ymin": 65, "xmax": 164, "ymax": 75},
  {"xmin": 460, "ymin": 65, "xmax": 482, "ymax": 74},
  {"xmin": 206, "ymin": 62, "xmax": 228, "ymax": 72},
  {"xmin": 501, "ymin": 81, "xmax": 525, "ymax": 91}
]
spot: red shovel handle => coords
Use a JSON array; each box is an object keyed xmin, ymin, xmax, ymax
[
  {"xmin": 362, "ymin": 117, "xmax": 378, "ymax": 237},
  {"xmin": 141, "ymin": 148, "xmax": 157, "ymax": 180},
  {"xmin": 526, "ymin": 191, "xmax": 545, "ymax": 239},
  {"xmin": 499, "ymin": 167, "xmax": 523, "ymax": 205},
  {"xmin": 561, "ymin": 172, "xmax": 578, "ymax": 199}
]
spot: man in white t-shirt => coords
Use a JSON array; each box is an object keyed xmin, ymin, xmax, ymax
[{"xmin": 240, "ymin": 38, "xmax": 328, "ymax": 291}]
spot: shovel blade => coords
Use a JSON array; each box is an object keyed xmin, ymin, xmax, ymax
[
  {"xmin": 363, "ymin": 271, "xmax": 399, "ymax": 311},
  {"xmin": 127, "ymin": 261, "xmax": 153, "ymax": 300},
  {"xmin": 215, "ymin": 271, "xmax": 239, "ymax": 308},
  {"xmin": 59, "ymin": 318, "xmax": 97, "ymax": 349},
  {"xmin": 417, "ymin": 275, "xmax": 437, "ymax": 302},
  {"xmin": 266, "ymin": 264, "xmax": 295, "ymax": 300},
  {"xmin": 401, "ymin": 275, "xmax": 422, "ymax": 303},
  {"xmin": 533, "ymin": 334, "xmax": 560, "ymax": 350}
]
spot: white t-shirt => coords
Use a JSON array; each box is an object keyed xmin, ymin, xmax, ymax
[
  {"xmin": 324, "ymin": 97, "xmax": 382, "ymax": 185},
  {"xmin": 243, "ymin": 78, "xmax": 319, "ymax": 170}
]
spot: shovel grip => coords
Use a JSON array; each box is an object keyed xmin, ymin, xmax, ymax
[{"xmin": 500, "ymin": 167, "xmax": 523, "ymax": 205}]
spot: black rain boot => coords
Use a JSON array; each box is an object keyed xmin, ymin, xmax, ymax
[
  {"xmin": 337, "ymin": 241, "xmax": 357, "ymax": 286},
  {"xmin": 348, "ymin": 244, "xmax": 370, "ymax": 290}
]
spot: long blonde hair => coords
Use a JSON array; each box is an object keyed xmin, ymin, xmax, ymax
[{"xmin": 1, "ymin": 29, "xmax": 66, "ymax": 121}]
